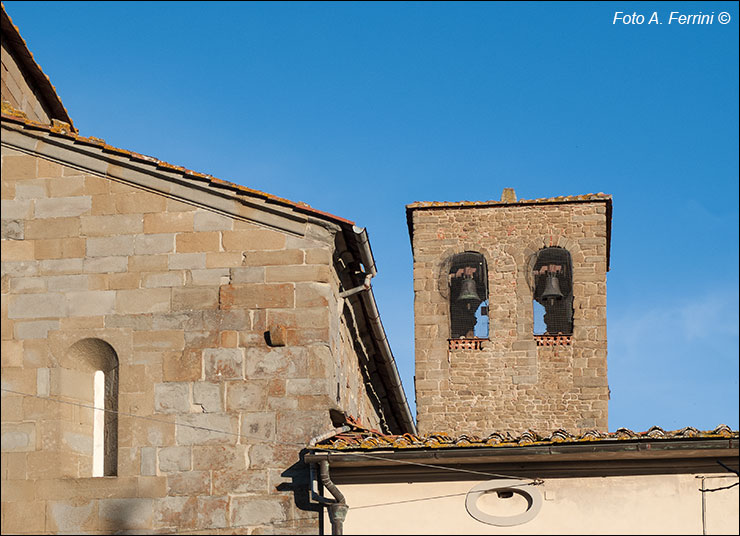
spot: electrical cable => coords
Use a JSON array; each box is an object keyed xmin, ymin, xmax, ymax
[{"xmin": 1, "ymin": 387, "xmax": 542, "ymax": 483}]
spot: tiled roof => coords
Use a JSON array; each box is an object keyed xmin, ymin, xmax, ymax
[
  {"xmin": 406, "ymin": 193, "xmax": 612, "ymax": 210},
  {"xmin": 1, "ymin": 5, "xmax": 75, "ymax": 128},
  {"xmin": 1, "ymin": 104, "xmax": 355, "ymax": 227},
  {"xmin": 312, "ymin": 423, "xmax": 738, "ymax": 451}
]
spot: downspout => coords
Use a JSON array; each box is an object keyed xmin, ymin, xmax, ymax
[
  {"xmin": 345, "ymin": 225, "xmax": 417, "ymax": 434},
  {"xmin": 308, "ymin": 428, "xmax": 351, "ymax": 535},
  {"xmin": 320, "ymin": 460, "xmax": 349, "ymax": 535}
]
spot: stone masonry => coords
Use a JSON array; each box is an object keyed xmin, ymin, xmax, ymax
[
  {"xmin": 409, "ymin": 192, "xmax": 610, "ymax": 436},
  {"xmin": 0, "ymin": 137, "xmax": 388, "ymax": 534}
]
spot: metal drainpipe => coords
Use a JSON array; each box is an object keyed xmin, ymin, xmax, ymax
[{"xmin": 320, "ymin": 460, "xmax": 348, "ymax": 536}]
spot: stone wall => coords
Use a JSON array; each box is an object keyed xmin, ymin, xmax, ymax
[
  {"xmin": 1, "ymin": 42, "xmax": 50, "ymax": 125},
  {"xmin": 410, "ymin": 201, "xmax": 609, "ymax": 435},
  {"xmin": 1, "ymin": 144, "xmax": 382, "ymax": 534}
]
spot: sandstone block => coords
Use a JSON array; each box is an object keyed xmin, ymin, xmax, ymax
[
  {"xmin": 67, "ymin": 290, "xmax": 116, "ymax": 316},
  {"xmin": 295, "ymin": 282, "xmax": 331, "ymax": 307},
  {"xmin": 8, "ymin": 292, "xmax": 66, "ymax": 318},
  {"xmin": 231, "ymin": 496, "xmax": 287, "ymax": 527},
  {"xmin": 205, "ymin": 251, "xmax": 244, "ymax": 268},
  {"xmin": 193, "ymin": 210, "xmax": 233, "ymax": 231},
  {"xmin": 143, "ymin": 211, "xmax": 194, "ymax": 233},
  {"xmin": 219, "ymin": 283, "xmax": 293, "ymax": 309},
  {"xmin": 226, "ymin": 381, "xmax": 267, "ymax": 411},
  {"xmin": 14, "ymin": 320, "xmax": 59, "ymax": 339},
  {"xmin": 132, "ymin": 233, "xmax": 175, "ymax": 255},
  {"xmin": 222, "ymin": 228, "xmax": 286, "ymax": 251},
  {"xmin": 242, "ymin": 249, "xmax": 304, "ymax": 266},
  {"xmin": 2, "ymin": 154, "xmax": 37, "ymax": 180},
  {"xmin": 265, "ymin": 264, "xmax": 331, "ymax": 283},
  {"xmin": 45, "ymin": 274, "xmax": 88, "ymax": 291},
  {"xmin": 176, "ymin": 232, "xmax": 220, "ymax": 253},
  {"xmin": 245, "ymin": 347, "xmax": 307, "ymax": 379},
  {"xmin": 34, "ymin": 196, "xmax": 91, "ymax": 218},
  {"xmin": 2, "ymin": 240, "xmax": 34, "ymax": 261},
  {"xmin": 193, "ymin": 382, "xmax": 222, "ymax": 413},
  {"xmin": 46, "ymin": 499, "xmax": 98, "ymax": 533},
  {"xmin": 154, "ymin": 383, "xmax": 191, "ymax": 414},
  {"xmin": 229, "ymin": 266, "xmax": 264, "ymax": 283},
  {"xmin": 172, "ymin": 287, "xmax": 219, "ymax": 310},
  {"xmin": 113, "ymin": 192, "xmax": 166, "ymax": 214},
  {"xmin": 189, "ymin": 268, "xmax": 230, "ymax": 286},
  {"xmin": 211, "ymin": 469, "xmax": 268, "ymax": 495},
  {"xmin": 192, "ymin": 445, "xmax": 248, "ymax": 471},
  {"xmin": 286, "ymin": 378, "xmax": 329, "ymax": 396},
  {"xmin": 80, "ymin": 214, "xmax": 143, "ymax": 236},
  {"xmin": 99, "ymin": 498, "xmax": 153, "ymax": 531},
  {"xmin": 166, "ymin": 470, "xmax": 211, "ymax": 496},
  {"xmin": 158, "ymin": 446, "xmax": 192, "ymax": 473},
  {"xmin": 0, "ymin": 422, "xmax": 36, "ymax": 452},
  {"xmin": 86, "ymin": 235, "xmax": 134, "ymax": 257},
  {"xmin": 304, "ymin": 247, "xmax": 331, "ymax": 264},
  {"xmin": 141, "ymin": 446, "xmax": 157, "ymax": 476},
  {"xmin": 162, "ymin": 350, "xmax": 202, "ymax": 382},
  {"xmin": 0, "ymin": 340, "xmax": 23, "ymax": 367},
  {"xmin": 1, "ymin": 219, "xmax": 24, "ymax": 240},
  {"xmin": 143, "ymin": 271, "xmax": 185, "ymax": 288},
  {"xmin": 204, "ymin": 348, "xmax": 244, "ymax": 381},
  {"xmin": 116, "ymin": 288, "xmax": 170, "ymax": 314},
  {"xmin": 241, "ymin": 412, "xmax": 276, "ymax": 441},
  {"xmin": 48, "ymin": 175, "xmax": 85, "ymax": 197},
  {"xmin": 83, "ymin": 256, "xmax": 128, "ymax": 273},
  {"xmin": 175, "ymin": 414, "xmax": 236, "ymax": 445},
  {"xmin": 168, "ymin": 252, "xmax": 206, "ymax": 270},
  {"xmin": 1, "ymin": 199, "xmax": 32, "ymax": 219}
]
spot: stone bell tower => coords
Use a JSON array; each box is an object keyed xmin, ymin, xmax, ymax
[{"xmin": 407, "ymin": 188, "xmax": 611, "ymax": 435}]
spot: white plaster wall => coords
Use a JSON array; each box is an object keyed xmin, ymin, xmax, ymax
[{"xmin": 328, "ymin": 474, "xmax": 739, "ymax": 535}]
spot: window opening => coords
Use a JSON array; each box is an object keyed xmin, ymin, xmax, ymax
[
  {"xmin": 532, "ymin": 247, "xmax": 573, "ymax": 336},
  {"xmin": 449, "ymin": 252, "xmax": 489, "ymax": 339},
  {"xmin": 93, "ymin": 370, "xmax": 105, "ymax": 477},
  {"xmin": 65, "ymin": 338, "xmax": 119, "ymax": 477}
]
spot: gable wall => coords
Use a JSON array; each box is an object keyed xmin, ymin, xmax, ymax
[
  {"xmin": 1, "ymin": 42, "xmax": 50, "ymax": 124},
  {"xmin": 1, "ymin": 139, "xmax": 382, "ymax": 534}
]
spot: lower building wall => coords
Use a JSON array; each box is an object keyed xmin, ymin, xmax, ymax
[{"xmin": 328, "ymin": 473, "xmax": 739, "ymax": 535}]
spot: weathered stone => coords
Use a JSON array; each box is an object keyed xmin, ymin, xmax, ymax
[
  {"xmin": 219, "ymin": 283, "xmax": 294, "ymax": 309},
  {"xmin": 192, "ymin": 382, "xmax": 222, "ymax": 412},
  {"xmin": 158, "ymin": 446, "xmax": 191, "ymax": 473},
  {"xmin": 204, "ymin": 348, "xmax": 244, "ymax": 381},
  {"xmin": 231, "ymin": 496, "xmax": 288, "ymax": 527},
  {"xmin": 86, "ymin": 235, "xmax": 134, "ymax": 257},
  {"xmin": 193, "ymin": 210, "xmax": 233, "ymax": 231},
  {"xmin": 99, "ymin": 498, "xmax": 153, "ymax": 530},
  {"xmin": 175, "ymin": 414, "xmax": 236, "ymax": 445},
  {"xmin": 34, "ymin": 196, "xmax": 91, "ymax": 218},
  {"xmin": 226, "ymin": 381, "xmax": 267, "ymax": 411},
  {"xmin": 154, "ymin": 383, "xmax": 191, "ymax": 414}
]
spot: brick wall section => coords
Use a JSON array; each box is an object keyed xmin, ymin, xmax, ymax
[
  {"xmin": 1, "ymin": 145, "xmax": 382, "ymax": 534},
  {"xmin": 411, "ymin": 201, "xmax": 609, "ymax": 436}
]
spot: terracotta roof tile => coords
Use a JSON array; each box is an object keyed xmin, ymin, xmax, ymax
[
  {"xmin": 1, "ymin": 109, "xmax": 355, "ymax": 227},
  {"xmin": 312, "ymin": 423, "xmax": 737, "ymax": 451}
]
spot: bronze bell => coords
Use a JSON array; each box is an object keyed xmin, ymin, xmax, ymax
[
  {"xmin": 541, "ymin": 271, "xmax": 564, "ymax": 305},
  {"xmin": 457, "ymin": 278, "xmax": 481, "ymax": 303}
]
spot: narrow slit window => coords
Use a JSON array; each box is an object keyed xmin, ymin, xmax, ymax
[
  {"xmin": 449, "ymin": 252, "xmax": 489, "ymax": 339},
  {"xmin": 93, "ymin": 370, "xmax": 105, "ymax": 477},
  {"xmin": 532, "ymin": 247, "xmax": 573, "ymax": 336}
]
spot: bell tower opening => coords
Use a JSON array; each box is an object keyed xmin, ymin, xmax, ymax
[{"xmin": 448, "ymin": 252, "xmax": 488, "ymax": 340}]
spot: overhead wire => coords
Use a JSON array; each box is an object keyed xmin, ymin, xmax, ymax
[{"xmin": 1, "ymin": 386, "xmax": 542, "ymax": 484}]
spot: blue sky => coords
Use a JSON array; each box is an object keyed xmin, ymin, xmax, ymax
[{"xmin": 5, "ymin": 1, "xmax": 737, "ymax": 432}]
